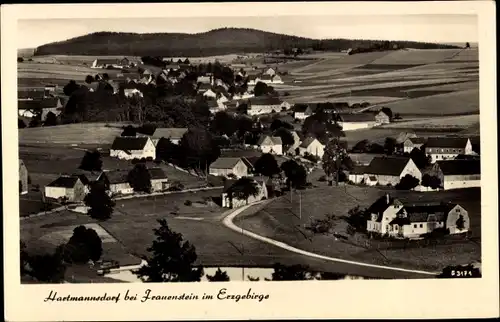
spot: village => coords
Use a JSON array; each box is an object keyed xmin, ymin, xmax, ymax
[{"xmin": 18, "ymin": 38, "xmax": 481, "ymax": 283}]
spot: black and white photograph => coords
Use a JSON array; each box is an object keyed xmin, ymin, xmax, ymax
[{"xmin": 3, "ymin": 1, "xmax": 498, "ymax": 321}]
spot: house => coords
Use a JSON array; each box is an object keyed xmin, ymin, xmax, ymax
[
  {"xmin": 91, "ymin": 58, "xmax": 129, "ymax": 69},
  {"xmin": 123, "ymin": 88, "xmax": 143, "ymax": 98},
  {"xmin": 45, "ymin": 175, "xmax": 87, "ymax": 202},
  {"xmin": 375, "ymin": 110, "xmax": 391, "ymax": 124},
  {"xmin": 207, "ymin": 99, "xmax": 225, "ymax": 114},
  {"xmin": 110, "ymin": 137, "xmax": 156, "ymax": 160},
  {"xmin": 348, "ymin": 165, "xmax": 366, "ymax": 184},
  {"xmin": 247, "ymin": 97, "xmax": 283, "ymax": 116},
  {"xmin": 197, "ymin": 83, "xmax": 213, "ymax": 93},
  {"xmin": 97, "ymin": 170, "xmax": 133, "ymax": 195},
  {"xmin": 431, "ymin": 159, "xmax": 480, "ymax": 190},
  {"xmin": 19, "ymin": 159, "xmax": 28, "ymax": 195},
  {"xmin": 271, "ymin": 74, "xmax": 284, "ymax": 84},
  {"xmin": 202, "ymin": 89, "xmax": 217, "ymax": 98},
  {"xmin": 209, "ymin": 157, "xmax": 249, "ymax": 178},
  {"xmin": 396, "ymin": 131, "xmax": 418, "ymax": 144},
  {"xmin": 264, "ymin": 68, "xmax": 276, "ymax": 77},
  {"xmin": 164, "ymin": 64, "xmax": 181, "ymax": 71},
  {"xmin": 18, "ymin": 97, "xmax": 63, "ymax": 121},
  {"xmin": 257, "ymin": 135, "xmax": 283, "ymax": 155},
  {"xmin": 348, "ymin": 153, "xmax": 385, "ymax": 166},
  {"xmin": 18, "ymin": 89, "xmax": 46, "ymax": 101},
  {"xmin": 424, "ymin": 137, "xmax": 473, "ymax": 163},
  {"xmin": 197, "ymin": 75, "xmax": 212, "ymax": 84},
  {"xmin": 293, "ymin": 104, "xmax": 315, "ymax": 120},
  {"xmin": 151, "ymin": 128, "xmax": 188, "ymax": 145},
  {"xmin": 337, "ymin": 113, "xmax": 377, "ymax": 131},
  {"xmin": 366, "ymin": 194, "xmax": 470, "ymax": 238},
  {"xmin": 149, "ymin": 168, "xmax": 170, "ymax": 192},
  {"xmin": 221, "ymin": 177, "xmax": 268, "ymax": 208},
  {"xmin": 298, "ymin": 137, "xmax": 325, "ymax": 158},
  {"xmin": 403, "ymin": 137, "xmax": 427, "ymax": 153},
  {"xmin": 363, "ymin": 157, "xmax": 422, "ymax": 186}
]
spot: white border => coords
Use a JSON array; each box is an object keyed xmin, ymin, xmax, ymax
[{"xmin": 2, "ymin": 2, "xmax": 498, "ymax": 320}]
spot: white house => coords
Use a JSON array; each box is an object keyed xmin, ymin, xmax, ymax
[
  {"xmin": 203, "ymin": 89, "xmax": 217, "ymax": 99},
  {"xmin": 232, "ymin": 92, "xmax": 254, "ymax": 100},
  {"xmin": 363, "ymin": 157, "xmax": 422, "ymax": 186},
  {"xmin": 222, "ymin": 178, "xmax": 268, "ymax": 208},
  {"xmin": 91, "ymin": 58, "xmax": 129, "ymax": 69},
  {"xmin": 431, "ymin": 159, "xmax": 480, "ymax": 190},
  {"xmin": 209, "ymin": 157, "xmax": 249, "ymax": 178},
  {"xmin": 298, "ymin": 137, "xmax": 325, "ymax": 158},
  {"xmin": 110, "ymin": 137, "xmax": 156, "ymax": 160},
  {"xmin": 247, "ymin": 97, "xmax": 284, "ymax": 116},
  {"xmin": 97, "ymin": 170, "xmax": 133, "ymax": 195},
  {"xmin": 151, "ymin": 128, "xmax": 188, "ymax": 145},
  {"xmin": 257, "ymin": 135, "xmax": 283, "ymax": 155},
  {"xmin": 425, "ymin": 137, "xmax": 474, "ymax": 163},
  {"xmin": 264, "ymin": 68, "xmax": 276, "ymax": 77},
  {"xmin": 293, "ymin": 104, "xmax": 315, "ymax": 120},
  {"xmin": 348, "ymin": 166, "xmax": 366, "ymax": 184},
  {"xmin": 124, "ymin": 88, "xmax": 143, "ymax": 98},
  {"xmin": 149, "ymin": 167, "xmax": 170, "ymax": 192},
  {"xmin": 337, "ymin": 113, "xmax": 378, "ymax": 131},
  {"xmin": 45, "ymin": 175, "xmax": 87, "ymax": 202},
  {"xmin": 403, "ymin": 137, "xmax": 427, "ymax": 153}
]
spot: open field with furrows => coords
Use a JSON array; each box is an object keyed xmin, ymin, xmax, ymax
[
  {"xmin": 20, "ymin": 189, "xmax": 432, "ymax": 279},
  {"xmin": 234, "ymin": 186, "xmax": 481, "ymax": 272},
  {"xmin": 380, "ymin": 114, "xmax": 479, "ymax": 130},
  {"xmin": 368, "ymin": 49, "xmax": 464, "ymax": 65},
  {"xmin": 31, "ymin": 55, "xmax": 142, "ymax": 65}
]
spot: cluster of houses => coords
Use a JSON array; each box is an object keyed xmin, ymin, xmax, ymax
[
  {"xmin": 18, "ymin": 86, "xmax": 63, "ymax": 123},
  {"xmin": 348, "ymin": 136, "xmax": 480, "ymax": 191},
  {"xmin": 365, "ymin": 193, "xmax": 470, "ymax": 239}
]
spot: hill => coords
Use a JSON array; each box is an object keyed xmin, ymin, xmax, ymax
[{"xmin": 34, "ymin": 27, "xmax": 459, "ymax": 57}]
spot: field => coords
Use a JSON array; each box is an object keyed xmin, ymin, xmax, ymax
[{"xmin": 234, "ymin": 186, "xmax": 481, "ymax": 272}]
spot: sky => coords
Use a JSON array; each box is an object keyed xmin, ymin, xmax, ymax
[{"xmin": 17, "ymin": 14, "xmax": 478, "ymax": 49}]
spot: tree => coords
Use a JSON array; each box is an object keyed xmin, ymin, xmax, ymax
[
  {"xmin": 270, "ymin": 119, "xmax": 293, "ymax": 131},
  {"xmin": 206, "ymin": 268, "xmax": 230, "ymax": 281},
  {"xmin": 273, "ymin": 127, "xmax": 294, "ymax": 149},
  {"xmin": 27, "ymin": 252, "xmax": 66, "ymax": 283},
  {"xmin": 280, "ymin": 160, "xmax": 307, "ymax": 188},
  {"xmin": 44, "ymin": 111, "xmax": 58, "ymax": 126},
  {"xmin": 18, "ymin": 119, "xmax": 26, "ymax": 128},
  {"xmin": 85, "ymin": 75, "xmax": 94, "ymax": 84},
  {"xmin": 271, "ymin": 263, "xmax": 312, "ymax": 281},
  {"xmin": 456, "ymin": 214, "xmax": 465, "ymax": 231},
  {"xmin": 18, "ymin": 57, "xmax": 24, "ymax": 63},
  {"xmin": 254, "ymin": 153, "xmax": 280, "ymax": 178},
  {"xmin": 128, "ymin": 163, "xmax": 152, "ymax": 193},
  {"xmin": 384, "ymin": 137, "xmax": 397, "ymax": 155},
  {"xmin": 60, "ymin": 225, "xmax": 103, "ymax": 263},
  {"xmin": 421, "ymin": 174, "xmax": 441, "ymax": 189},
  {"xmin": 380, "ymin": 107, "xmax": 393, "ymax": 120},
  {"xmin": 395, "ymin": 174, "xmax": 420, "ymax": 190},
  {"xmin": 210, "ymin": 111, "xmax": 238, "ymax": 136},
  {"xmin": 79, "ymin": 150, "xmax": 103, "ymax": 172},
  {"xmin": 351, "ymin": 139, "xmax": 370, "ymax": 153},
  {"xmin": 227, "ymin": 177, "xmax": 260, "ymax": 205},
  {"xmin": 121, "ymin": 125, "xmax": 137, "ymax": 137},
  {"xmin": 63, "ymin": 80, "xmax": 81, "ymax": 96},
  {"xmin": 254, "ymin": 82, "xmax": 269, "ymax": 96},
  {"xmin": 134, "ymin": 219, "xmax": 204, "ymax": 282},
  {"xmin": 84, "ymin": 182, "xmax": 115, "ymax": 221},
  {"xmin": 184, "ymin": 58, "xmax": 190, "ymax": 65},
  {"xmin": 322, "ymin": 138, "xmax": 352, "ymax": 186},
  {"xmin": 409, "ymin": 147, "xmax": 431, "ymax": 169},
  {"xmin": 465, "ymin": 42, "xmax": 471, "ymax": 49},
  {"xmin": 180, "ymin": 128, "xmax": 220, "ymax": 170}
]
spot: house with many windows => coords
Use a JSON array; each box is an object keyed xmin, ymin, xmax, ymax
[
  {"xmin": 110, "ymin": 137, "xmax": 156, "ymax": 160},
  {"xmin": 424, "ymin": 137, "xmax": 473, "ymax": 163}
]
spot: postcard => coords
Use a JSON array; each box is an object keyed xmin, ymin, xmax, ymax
[{"xmin": 2, "ymin": 1, "xmax": 498, "ymax": 321}]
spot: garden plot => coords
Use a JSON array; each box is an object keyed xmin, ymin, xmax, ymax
[
  {"xmin": 369, "ymin": 49, "xmax": 462, "ymax": 65},
  {"xmin": 39, "ymin": 223, "xmax": 117, "ymax": 246}
]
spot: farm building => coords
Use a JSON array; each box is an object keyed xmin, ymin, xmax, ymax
[
  {"xmin": 264, "ymin": 68, "xmax": 276, "ymax": 77},
  {"xmin": 293, "ymin": 104, "xmax": 315, "ymax": 120},
  {"xmin": 97, "ymin": 170, "xmax": 133, "ymax": 195},
  {"xmin": 257, "ymin": 135, "xmax": 283, "ymax": 155},
  {"xmin": 149, "ymin": 167, "xmax": 170, "ymax": 192},
  {"xmin": 18, "ymin": 89, "xmax": 47, "ymax": 101},
  {"xmin": 207, "ymin": 99, "xmax": 225, "ymax": 114},
  {"xmin": 91, "ymin": 58, "xmax": 130, "ymax": 69},
  {"xmin": 18, "ymin": 97, "xmax": 63, "ymax": 121},
  {"xmin": 197, "ymin": 83, "xmax": 212, "ymax": 93},
  {"xmin": 396, "ymin": 131, "xmax": 418, "ymax": 144},
  {"xmin": 363, "ymin": 156, "xmax": 422, "ymax": 186},
  {"xmin": 221, "ymin": 177, "xmax": 268, "ymax": 208},
  {"xmin": 123, "ymin": 88, "xmax": 143, "ymax": 98},
  {"xmin": 348, "ymin": 153, "xmax": 384, "ymax": 166},
  {"xmin": 375, "ymin": 110, "xmax": 391, "ymax": 124},
  {"xmin": 348, "ymin": 165, "xmax": 366, "ymax": 184},
  {"xmin": 151, "ymin": 128, "xmax": 188, "ymax": 145},
  {"xmin": 19, "ymin": 159, "xmax": 29, "ymax": 195},
  {"xmin": 298, "ymin": 137, "xmax": 325, "ymax": 158},
  {"xmin": 202, "ymin": 89, "xmax": 217, "ymax": 98},
  {"xmin": 431, "ymin": 159, "xmax": 480, "ymax": 190},
  {"xmin": 45, "ymin": 175, "xmax": 87, "ymax": 202},
  {"xmin": 197, "ymin": 75, "xmax": 212, "ymax": 84},
  {"xmin": 337, "ymin": 113, "xmax": 378, "ymax": 131},
  {"xmin": 110, "ymin": 137, "xmax": 156, "ymax": 160},
  {"xmin": 209, "ymin": 157, "xmax": 249, "ymax": 178},
  {"xmin": 403, "ymin": 137, "xmax": 427, "ymax": 153},
  {"xmin": 247, "ymin": 97, "xmax": 285, "ymax": 116},
  {"xmin": 164, "ymin": 64, "xmax": 181, "ymax": 71},
  {"xmin": 232, "ymin": 92, "xmax": 254, "ymax": 100},
  {"xmin": 366, "ymin": 194, "xmax": 470, "ymax": 239},
  {"xmin": 424, "ymin": 137, "xmax": 473, "ymax": 163}
]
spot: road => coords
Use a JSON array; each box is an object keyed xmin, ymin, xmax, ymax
[{"xmin": 222, "ymin": 201, "xmax": 439, "ymax": 279}]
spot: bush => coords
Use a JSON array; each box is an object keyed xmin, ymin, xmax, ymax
[
  {"xmin": 422, "ymin": 174, "xmax": 441, "ymax": 189},
  {"xmin": 184, "ymin": 200, "xmax": 192, "ymax": 206},
  {"xmin": 17, "ymin": 57, "xmax": 24, "ymax": 63},
  {"xmin": 396, "ymin": 175, "xmax": 420, "ymax": 190},
  {"xmin": 318, "ymin": 175, "xmax": 327, "ymax": 182}
]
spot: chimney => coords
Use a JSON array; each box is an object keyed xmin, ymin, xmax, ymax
[{"xmin": 386, "ymin": 193, "xmax": 390, "ymax": 205}]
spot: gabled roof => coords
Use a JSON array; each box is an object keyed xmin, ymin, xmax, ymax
[
  {"xmin": 149, "ymin": 167, "xmax": 168, "ymax": 180},
  {"xmin": 18, "ymin": 90, "xmax": 45, "ymax": 100},
  {"xmin": 425, "ymin": 137, "xmax": 470, "ymax": 149},
  {"xmin": 152, "ymin": 128, "xmax": 188, "ymax": 140},
  {"xmin": 436, "ymin": 159, "xmax": 480, "ymax": 175},
  {"xmin": 257, "ymin": 135, "xmax": 282, "ymax": 146},
  {"xmin": 46, "ymin": 175, "xmax": 81, "ymax": 188},
  {"xmin": 300, "ymin": 137, "xmax": 321, "ymax": 148},
  {"xmin": 365, "ymin": 157, "xmax": 411, "ymax": 176},
  {"xmin": 249, "ymin": 96, "xmax": 282, "ymax": 106},
  {"xmin": 210, "ymin": 157, "xmax": 245, "ymax": 170},
  {"xmin": 349, "ymin": 165, "xmax": 366, "ymax": 175},
  {"xmin": 407, "ymin": 137, "xmax": 427, "ymax": 144},
  {"xmin": 198, "ymin": 83, "xmax": 212, "ymax": 91},
  {"xmin": 338, "ymin": 113, "xmax": 376, "ymax": 123},
  {"xmin": 18, "ymin": 98, "xmax": 61, "ymax": 110},
  {"xmin": 101, "ymin": 170, "xmax": 129, "ymax": 184},
  {"xmin": 392, "ymin": 203, "xmax": 453, "ymax": 224},
  {"xmin": 293, "ymin": 104, "xmax": 313, "ymax": 113},
  {"xmin": 111, "ymin": 137, "xmax": 149, "ymax": 151},
  {"xmin": 366, "ymin": 194, "xmax": 399, "ymax": 221}
]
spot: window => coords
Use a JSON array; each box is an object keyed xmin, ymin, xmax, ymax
[
  {"xmin": 394, "ymin": 226, "xmax": 398, "ymax": 231},
  {"xmin": 413, "ymin": 224, "xmax": 417, "ymax": 228},
  {"xmin": 420, "ymin": 224, "xmax": 423, "ymax": 228}
]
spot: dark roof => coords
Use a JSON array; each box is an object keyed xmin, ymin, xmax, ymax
[
  {"xmin": 425, "ymin": 137, "xmax": 469, "ymax": 149},
  {"xmin": 436, "ymin": 159, "xmax": 480, "ymax": 175},
  {"xmin": 300, "ymin": 137, "xmax": 321, "ymax": 148},
  {"xmin": 365, "ymin": 157, "xmax": 411, "ymax": 176},
  {"xmin": 210, "ymin": 157, "xmax": 245, "ymax": 169},
  {"xmin": 152, "ymin": 128, "xmax": 188, "ymax": 140},
  {"xmin": 18, "ymin": 90, "xmax": 45, "ymax": 100},
  {"xmin": 338, "ymin": 113, "xmax": 376, "ymax": 123},
  {"xmin": 241, "ymin": 157, "xmax": 255, "ymax": 170},
  {"xmin": 366, "ymin": 194, "xmax": 398, "ymax": 222},
  {"xmin": 349, "ymin": 165, "xmax": 366, "ymax": 175},
  {"xmin": 249, "ymin": 96, "xmax": 282, "ymax": 106},
  {"xmin": 111, "ymin": 137, "xmax": 149, "ymax": 151},
  {"xmin": 394, "ymin": 204, "xmax": 453, "ymax": 223},
  {"xmin": 149, "ymin": 167, "xmax": 168, "ymax": 180},
  {"xmin": 222, "ymin": 179, "xmax": 238, "ymax": 193},
  {"xmin": 46, "ymin": 175, "xmax": 80, "ymax": 188},
  {"xmin": 407, "ymin": 137, "xmax": 427, "ymax": 144},
  {"xmin": 257, "ymin": 135, "xmax": 282, "ymax": 146},
  {"xmin": 18, "ymin": 98, "xmax": 61, "ymax": 110},
  {"xmin": 101, "ymin": 170, "xmax": 129, "ymax": 184}
]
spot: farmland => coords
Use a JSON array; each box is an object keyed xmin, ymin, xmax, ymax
[{"xmin": 234, "ymin": 186, "xmax": 481, "ymax": 271}]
